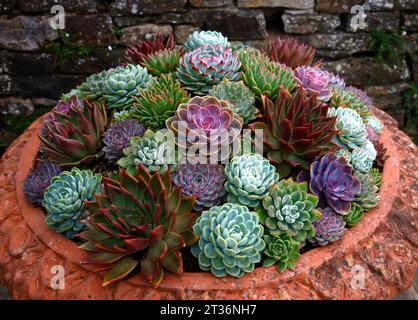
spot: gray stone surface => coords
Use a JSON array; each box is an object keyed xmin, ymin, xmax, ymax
[
  {"xmin": 119, "ymin": 24, "xmax": 173, "ymax": 46},
  {"xmin": 282, "ymin": 12, "xmax": 340, "ymax": 34},
  {"xmin": 346, "ymin": 11, "xmax": 400, "ymax": 32},
  {"xmin": 111, "ymin": 0, "xmax": 187, "ymax": 16},
  {"xmin": 189, "ymin": 0, "xmax": 233, "ymax": 7},
  {"xmin": 237, "ymin": 0, "xmax": 314, "ymax": 9}
]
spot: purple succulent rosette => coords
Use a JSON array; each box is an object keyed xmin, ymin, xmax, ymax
[
  {"xmin": 345, "ymin": 86, "xmax": 373, "ymax": 109},
  {"xmin": 294, "ymin": 66, "xmax": 333, "ymax": 102},
  {"xmin": 41, "ymin": 96, "xmax": 84, "ymax": 138},
  {"xmin": 166, "ymin": 96, "xmax": 243, "ymax": 161},
  {"xmin": 102, "ymin": 118, "xmax": 144, "ymax": 163},
  {"xmin": 309, "ymin": 207, "xmax": 346, "ymax": 246},
  {"xmin": 321, "ymin": 69, "xmax": 346, "ymax": 90},
  {"xmin": 297, "ymin": 152, "xmax": 361, "ymax": 214},
  {"xmin": 172, "ymin": 163, "xmax": 226, "ymax": 211},
  {"xmin": 23, "ymin": 161, "xmax": 62, "ymax": 204}
]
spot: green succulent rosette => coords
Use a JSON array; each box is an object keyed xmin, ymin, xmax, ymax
[
  {"xmin": 225, "ymin": 153, "xmax": 279, "ymax": 208},
  {"xmin": 354, "ymin": 171, "xmax": 380, "ymax": 210},
  {"xmin": 343, "ymin": 203, "xmax": 365, "ymax": 227},
  {"xmin": 261, "ymin": 178, "xmax": 322, "ymax": 242},
  {"xmin": 184, "ymin": 30, "xmax": 230, "ymax": 51},
  {"xmin": 191, "ymin": 203, "xmax": 265, "ymax": 278},
  {"xmin": 263, "ymin": 233, "xmax": 300, "ymax": 272},
  {"xmin": 117, "ymin": 129, "xmax": 174, "ymax": 175},
  {"xmin": 43, "ymin": 167, "xmax": 102, "ymax": 239}
]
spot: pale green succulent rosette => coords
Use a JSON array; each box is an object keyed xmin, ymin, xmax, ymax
[
  {"xmin": 102, "ymin": 64, "xmax": 153, "ymax": 110},
  {"xmin": 365, "ymin": 115, "xmax": 383, "ymax": 134},
  {"xmin": 117, "ymin": 129, "xmax": 173, "ymax": 175},
  {"xmin": 43, "ymin": 168, "xmax": 102, "ymax": 239},
  {"xmin": 225, "ymin": 153, "xmax": 279, "ymax": 208},
  {"xmin": 184, "ymin": 30, "xmax": 230, "ymax": 51},
  {"xmin": 209, "ymin": 79, "xmax": 257, "ymax": 124},
  {"xmin": 354, "ymin": 171, "xmax": 380, "ymax": 210},
  {"xmin": 328, "ymin": 106, "xmax": 368, "ymax": 150},
  {"xmin": 191, "ymin": 203, "xmax": 265, "ymax": 278}
]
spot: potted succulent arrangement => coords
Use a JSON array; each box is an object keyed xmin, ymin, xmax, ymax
[{"xmin": 0, "ymin": 30, "xmax": 416, "ymax": 300}]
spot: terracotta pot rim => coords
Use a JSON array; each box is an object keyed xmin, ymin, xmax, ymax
[{"xmin": 12, "ymin": 110, "xmax": 401, "ymax": 291}]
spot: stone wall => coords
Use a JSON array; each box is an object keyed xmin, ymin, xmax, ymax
[{"xmin": 0, "ymin": 0, "xmax": 417, "ymax": 154}]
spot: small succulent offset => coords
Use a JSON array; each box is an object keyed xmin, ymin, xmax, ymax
[
  {"xmin": 24, "ymin": 161, "xmax": 62, "ymax": 204},
  {"xmin": 266, "ymin": 36, "xmax": 316, "ymax": 68},
  {"xmin": 166, "ymin": 96, "xmax": 243, "ymax": 162},
  {"xmin": 238, "ymin": 48, "xmax": 297, "ymax": 101},
  {"xmin": 43, "ymin": 167, "xmax": 102, "ymax": 239},
  {"xmin": 209, "ymin": 79, "xmax": 257, "ymax": 124},
  {"xmin": 40, "ymin": 100, "xmax": 107, "ymax": 168},
  {"xmin": 250, "ymin": 86, "xmax": 338, "ymax": 177},
  {"xmin": 263, "ymin": 233, "xmax": 300, "ymax": 272},
  {"xmin": 293, "ymin": 66, "xmax": 333, "ymax": 102},
  {"xmin": 343, "ymin": 203, "xmax": 365, "ymax": 227},
  {"xmin": 184, "ymin": 30, "xmax": 230, "ymax": 51},
  {"xmin": 321, "ymin": 70, "xmax": 346, "ymax": 90},
  {"xmin": 328, "ymin": 106, "xmax": 368, "ymax": 150},
  {"xmin": 102, "ymin": 119, "xmax": 145, "ymax": 163},
  {"xmin": 124, "ymin": 33, "xmax": 176, "ymax": 65},
  {"xmin": 297, "ymin": 152, "xmax": 361, "ymax": 214},
  {"xmin": 224, "ymin": 153, "xmax": 279, "ymax": 208},
  {"xmin": 331, "ymin": 88, "xmax": 371, "ymax": 120},
  {"xmin": 369, "ymin": 167, "xmax": 382, "ymax": 188},
  {"xmin": 79, "ymin": 165, "xmax": 198, "ymax": 287},
  {"xmin": 191, "ymin": 203, "xmax": 265, "ymax": 278},
  {"xmin": 354, "ymin": 171, "xmax": 380, "ymax": 210},
  {"xmin": 102, "ymin": 64, "xmax": 154, "ymax": 110},
  {"xmin": 132, "ymin": 73, "xmax": 189, "ymax": 131},
  {"xmin": 261, "ymin": 178, "xmax": 322, "ymax": 243},
  {"xmin": 365, "ymin": 115, "xmax": 383, "ymax": 135},
  {"xmin": 373, "ymin": 140, "xmax": 390, "ymax": 168},
  {"xmin": 117, "ymin": 129, "xmax": 173, "ymax": 175},
  {"xmin": 75, "ymin": 69, "xmax": 110, "ymax": 102},
  {"xmin": 172, "ymin": 163, "xmax": 226, "ymax": 211},
  {"xmin": 350, "ymin": 145, "xmax": 376, "ymax": 173},
  {"xmin": 141, "ymin": 48, "xmax": 183, "ymax": 76},
  {"xmin": 176, "ymin": 45, "xmax": 241, "ymax": 95},
  {"xmin": 309, "ymin": 207, "xmax": 346, "ymax": 246}
]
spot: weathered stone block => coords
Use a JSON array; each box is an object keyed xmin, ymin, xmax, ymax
[
  {"xmin": 404, "ymin": 14, "xmax": 418, "ymax": 32},
  {"xmin": 0, "ymin": 0, "xmax": 16, "ymax": 13},
  {"xmin": 322, "ymin": 57, "xmax": 410, "ymax": 87},
  {"xmin": 297, "ymin": 33, "xmax": 372, "ymax": 57},
  {"xmin": 237, "ymin": 0, "xmax": 314, "ymax": 9},
  {"xmin": 316, "ymin": 0, "xmax": 362, "ymax": 13},
  {"xmin": 18, "ymin": 0, "xmax": 97, "ymax": 13},
  {"xmin": 0, "ymin": 97, "xmax": 33, "ymax": 116},
  {"xmin": 119, "ymin": 24, "xmax": 173, "ymax": 46},
  {"xmin": 65, "ymin": 14, "xmax": 115, "ymax": 46},
  {"xmin": 189, "ymin": 0, "xmax": 232, "ymax": 7},
  {"xmin": 282, "ymin": 13, "xmax": 340, "ymax": 34},
  {"xmin": 0, "ymin": 75, "xmax": 14, "ymax": 95},
  {"xmin": 13, "ymin": 75, "xmax": 85, "ymax": 99},
  {"xmin": 174, "ymin": 25, "xmax": 200, "ymax": 44},
  {"xmin": 346, "ymin": 11, "xmax": 400, "ymax": 32},
  {"xmin": 0, "ymin": 16, "xmax": 57, "ymax": 51},
  {"xmin": 58, "ymin": 48, "xmax": 124, "ymax": 75},
  {"xmin": 206, "ymin": 10, "xmax": 268, "ymax": 40},
  {"xmin": 395, "ymin": 0, "xmax": 418, "ymax": 10},
  {"xmin": 111, "ymin": 0, "xmax": 187, "ymax": 16},
  {"xmin": 363, "ymin": 0, "xmax": 395, "ymax": 10},
  {"xmin": 406, "ymin": 33, "xmax": 418, "ymax": 52},
  {"xmin": 1, "ymin": 52, "xmax": 56, "ymax": 75}
]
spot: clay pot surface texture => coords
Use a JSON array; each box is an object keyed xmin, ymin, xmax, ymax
[{"xmin": 0, "ymin": 107, "xmax": 417, "ymax": 300}]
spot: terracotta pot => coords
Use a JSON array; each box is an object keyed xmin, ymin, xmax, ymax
[{"xmin": 0, "ymin": 107, "xmax": 417, "ymax": 300}]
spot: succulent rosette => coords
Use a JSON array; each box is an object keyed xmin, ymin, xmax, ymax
[
  {"xmin": 117, "ymin": 129, "xmax": 173, "ymax": 175},
  {"xmin": 102, "ymin": 119, "xmax": 145, "ymax": 163},
  {"xmin": 297, "ymin": 152, "xmax": 361, "ymax": 214},
  {"xmin": 321, "ymin": 70, "xmax": 346, "ymax": 90},
  {"xmin": 166, "ymin": 96, "xmax": 243, "ymax": 162},
  {"xmin": 184, "ymin": 30, "xmax": 230, "ymax": 51},
  {"xmin": 365, "ymin": 115, "xmax": 383, "ymax": 135},
  {"xmin": 176, "ymin": 45, "xmax": 241, "ymax": 95},
  {"xmin": 102, "ymin": 64, "xmax": 154, "ymax": 110},
  {"xmin": 354, "ymin": 171, "xmax": 380, "ymax": 210},
  {"xmin": 209, "ymin": 79, "xmax": 257, "ymax": 125},
  {"xmin": 43, "ymin": 167, "xmax": 102, "ymax": 239},
  {"xmin": 346, "ymin": 86, "xmax": 373, "ymax": 108},
  {"xmin": 331, "ymin": 88, "xmax": 371, "ymax": 120},
  {"xmin": 309, "ymin": 207, "xmax": 346, "ymax": 246},
  {"xmin": 351, "ymin": 143, "xmax": 376, "ymax": 173},
  {"xmin": 373, "ymin": 140, "xmax": 390, "ymax": 168},
  {"xmin": 224, "ymin": 153, "xmax": 279, "ymax": 207},
  {"xmin": 328, "ymin": 106, "xmax": 368, "ymax": 150},
  {"xmin": 293, "ymin": 66, "xmax": 333, "ymax": 102},
  {"xmin": 24, "ymin": 161, "xmax": 62, "ymax": 204},
  {"xmin": 124, "ymin": 33, "xmax": 176, "ymax": 65},
  {"xmin": 172, "ymin": 163, "xmax": 226, "ymax": 211},
  {"xmin": 261, "ymin": 178, "xmax": 322, "ymax": 242},
  {"xmin": 40, "ymin": 100, "xmax": 107, "ymax": 168},
  {"xmin": 74, "ymin": 69, "xmax": 110, "ymax": 102},
  {"xmin": 343, "ymin": 203, "xmax": 365, "ymax": 227},
  {"xmin": 263, "ymin": 233, "xmax": 300, "ymax": 272},
  {"xmin": 191, "ymin": 203, "xmax": 265, "ymax": 278},
  {"xmin": 266, "ymin": 36, "xmax": 316, "ymax": 68}
]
